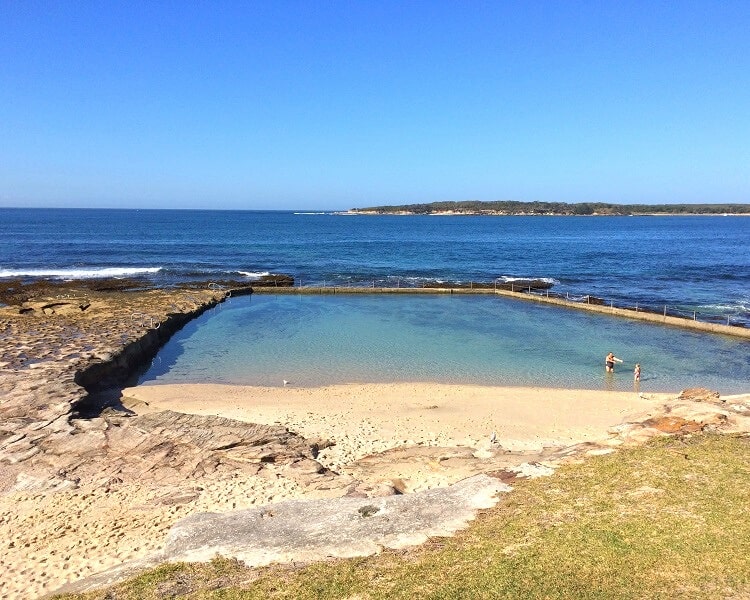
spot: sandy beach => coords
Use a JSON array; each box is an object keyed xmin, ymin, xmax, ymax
[
  {"xmin": 5, "ymin": 374, "xmax": 750, "ymax": 600},
  {"xmin": 1, "ymin": 380, "xmax": 672, "ymax": 598},
  {"xmin": 123, "ymin": 382, "xmax": 666, "ymax": 475}
]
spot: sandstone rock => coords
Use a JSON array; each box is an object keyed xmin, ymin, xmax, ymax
[
  {"xmin": 56, "ymin": 474, "xmax": 510, "ymax": 596},
  {"xmin": 619, "ymin": 427, "xmax": 664, "ymax": 445},
  {"xmin": 167, "ymin": 473, "xmax": 509, "ymax": 560},
  {"xmin": 287, "ymin": 458, "xmax": 326, "ymax": 476},
  {"xmin": 642, "ymin": 416, "xmax": 703, "ymax": 434},
  {"xmin": 344, "ymin": 444, "xmax": 560, "ymax": 493},
  {"xmin": 607, "ymin": 423, "xmax": 642, "ymax": 437},
  {"xmin": 668, "ymin": 401, "xmax": 730, "ymax": 421},
  {"xmin": 678, "ymin": 388, "xmax": 721, "ymax": 402},
  {"xmin": 512, "ymin": 462, "xmax": 556, "ymax": 478},
  {"xmin": 0, "ymin": 288, "xmax": 333, "ymax": 497},
  {"xmin": 346, "ymin": 481, "xmax": 401, "ymax": 498}
]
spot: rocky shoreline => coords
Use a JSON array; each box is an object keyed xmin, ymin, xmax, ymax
[
  {"xmin": 0, "ymin": 280, "xmax": 748, "ymax": 598},
  {"xmin": 0, "ymin": 280, "xmax": 369, "ymax": 497},
  {"xmin": 0, "ymin": 282, "xmax": 350, "ymax": 597}
]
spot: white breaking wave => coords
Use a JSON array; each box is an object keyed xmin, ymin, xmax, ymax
[
  {"xmin": 238, "ymin": 271, "xmax": 271, "ymax": 279},
  {"xmin": 0, "ymin": 267, "xmax": 162, "ymax": 279},
  {"xmin": 497, "ymin": 276, "xmax": 559, "ymax": 285},
  {"xmin": 701, "ymin": 302, "xmax": 750, "ymax": 313}
]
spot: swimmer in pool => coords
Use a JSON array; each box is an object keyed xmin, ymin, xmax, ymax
[{"xmin": 605, "ymin": 352, "xmax": 623, "ymax": 373}]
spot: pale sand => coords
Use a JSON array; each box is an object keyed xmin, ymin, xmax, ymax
[
  {"xmin": 1, "ymin": 382, "xmax": 667, "ymax": 599},
  {"xmin": 123, "ymin": 382, "xmax": 666, "ymax": 471}
]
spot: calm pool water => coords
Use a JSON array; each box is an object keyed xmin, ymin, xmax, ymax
[{"xmin": 138, "ymin": 294, "xmax": 750, "ymax": 394}]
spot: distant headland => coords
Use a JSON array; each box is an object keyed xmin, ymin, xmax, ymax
[{"xmin": 345, "ymin": 201, "xmax": 750, "ymax": 216}]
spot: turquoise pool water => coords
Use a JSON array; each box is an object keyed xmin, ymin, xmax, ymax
[{"xmin": 139, "ymin": 294, "xmax": 750, "ymax": 393}]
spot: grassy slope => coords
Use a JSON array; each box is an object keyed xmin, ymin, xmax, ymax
[{"xmin": 55, "ymin": 434, "xmax": 750, "ymax": 600}]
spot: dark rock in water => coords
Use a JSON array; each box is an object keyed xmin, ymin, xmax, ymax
[
  {"xmin": 193, "ymin": 274, "xmax": 295, "ymax": 289},
  {"xmin": 423, "ymin": 281, "xmax": 493, "ymax": 289},
  {"xmin": 422, "ymin": 278, "xmax": 554, "ymax": 291},
  {"xmin": 252, "ymin": 273, "xmax": 295, "ymax": 287},
  {"xmin": 86, "ymin": 278, "xmax": 155, "ymax": 293},
  {"xmin": 0, "ymin": 278, "xmax": 153, "ymax": 306},
  {"xmin": 496, "ymin": 278, "xmax": 554, "ymax": 292},
  {"xmin": 584, "ymin": 295, "xmax": 606, "ymax": 305}
]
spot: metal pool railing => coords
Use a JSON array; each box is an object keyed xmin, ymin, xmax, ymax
[
  {"xmin": 208, "ymin": 282, "xmax": 232, "ymax": 297},
  {"xmin": 275, "ymin": 276, "xmax": 748, "ymax": 331},
  {"xmin": 522, "ymin": 288, "xmax": 746, "ymax": 329},
  {"xmin": 130, "ymin": 312, "xmax": 161, "ymax": 330}
]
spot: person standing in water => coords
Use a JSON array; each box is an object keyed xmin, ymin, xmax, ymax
[
  {"xmin": 605, "ymin": 352, "xmax": 623, "ymax": 373},
  {"xmin": 634, "ymin": 363, "xmax": 641, "ymax": 381}
]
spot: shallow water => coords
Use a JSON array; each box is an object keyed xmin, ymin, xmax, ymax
[{"xmin": 138, "ymin": 294, "xmax": 750, "ymax": 394}]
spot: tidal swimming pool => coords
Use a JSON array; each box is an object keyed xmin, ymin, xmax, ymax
[{"xmin": 138, "ymin": 294, "xmax": 750, "ymax": 393}]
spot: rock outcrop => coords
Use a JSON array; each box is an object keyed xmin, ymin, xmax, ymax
[
  {"xmin": 0, "ymin": 286, "xmax": 339, "ymax": 496},
  {"xmin": 54, "ymin": 473, "xmax": 510, "ymax": 595},
  {"xmin": 677, "ymin": 387, "xmax": 722, "ymax": 402},
  {"xmin": 25, "ymin": 409, "xmax": 349, "ymax": 493}
]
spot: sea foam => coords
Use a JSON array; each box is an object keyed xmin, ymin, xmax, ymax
[
  {"xmin": 497, "ymin": 276, "xmax": 560, "ymax": 285},
  {"xmin": 0, "ymin": 267, "xmax": 162, "ymax": 279}
]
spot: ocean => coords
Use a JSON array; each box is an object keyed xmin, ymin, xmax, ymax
[
  {"xmin": 3, "ymin": 208, "xmax": 749, "ymax": 392},
  {"xmin": 2, "ymin": 208, "xmax": 749, "ymax": 320}
]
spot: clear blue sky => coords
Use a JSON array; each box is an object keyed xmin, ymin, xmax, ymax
[{"xmin": 1, "ymin": 1, "xmax": 749, "ymax": 210}]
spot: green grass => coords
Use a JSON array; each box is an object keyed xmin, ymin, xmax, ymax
[{"xmin": 55, "ymin": 433, "xmax": 750, "ymax": 600}]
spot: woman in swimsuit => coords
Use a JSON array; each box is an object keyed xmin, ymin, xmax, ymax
[{"xmin": 605, "ymin": 352, "xmax": 622, "ymax": 373}]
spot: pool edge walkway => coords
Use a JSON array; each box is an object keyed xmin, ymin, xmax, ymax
[{"xmin": 249, "ymin": 286, "xmax": 750, "ymax": 340}]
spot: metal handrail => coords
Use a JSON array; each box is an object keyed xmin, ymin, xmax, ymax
[
  {"xmin": 130, "ymin": 312, "xmax": 161, "ymax": 329},
  {"xmin": 282, "ymin": 276, "xmax": 746, "ymax": 328},
  {"xmin": 207, "ymin": 282, "xmax": 231, "ymax": 298}
]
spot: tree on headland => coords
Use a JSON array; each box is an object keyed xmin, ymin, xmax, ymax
[
  {"xmin": 350, "ymin": 200, "xmax": 750, "ymax": 215},
  {"xmin": 571, "ymin": 203, "xmax": 594, "ymax": 215}
]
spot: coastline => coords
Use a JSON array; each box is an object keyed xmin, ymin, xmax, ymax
[{"xmin": 342, "ymin": 210, "xmax": 750, "ymax": 216}]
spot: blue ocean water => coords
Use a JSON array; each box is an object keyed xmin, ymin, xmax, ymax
[
  {"xmin": 137, "ymin": 294, "xmax": 750, "ymax": 394},
  {"xmin": 1, "ymin": 208, "xmax": 749, "ymax": 320},
  {"xmin": 3, "ymin": 208, "xmax": 749, "ymax": 391}
]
